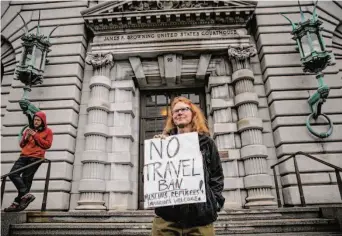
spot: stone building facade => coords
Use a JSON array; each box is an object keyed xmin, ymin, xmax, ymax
[{"xmin": 1, "ymin": 0, "xmax": 342, "ymax": 211}]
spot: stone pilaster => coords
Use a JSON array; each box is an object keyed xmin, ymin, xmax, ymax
[
  {"xmin": 208, "ymin": 75, "xmax": 243, "ymax": 208},
  {"xmin": 76, "ymin": 52, "xmax": 114, "ymax": 210},
  {"xmin": 107, "ymin": 79, "xmax": 136, "ymax": 210},
  {"xmin": 228, "ymin": 46, "xmax": 276, "ymax": 208}
]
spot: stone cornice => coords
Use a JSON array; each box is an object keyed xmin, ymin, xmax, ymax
[{"xmin": 82, "ymin": 1, "xmax": 257, "ymax": 33}]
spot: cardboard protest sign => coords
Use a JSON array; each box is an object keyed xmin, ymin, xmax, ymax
[{"xmin": 143, "ymin": 132, "xmax": 206, "ymax": 209}]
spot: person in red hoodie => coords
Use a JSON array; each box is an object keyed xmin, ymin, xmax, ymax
[{"xmin": 4, "ymin": 111, "xmax": 53, "ymax": 212}]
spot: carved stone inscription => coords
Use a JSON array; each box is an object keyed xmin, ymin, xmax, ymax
[{"xmin": 96, "ymin": 29, "xmax": 241, "ymax": 44}]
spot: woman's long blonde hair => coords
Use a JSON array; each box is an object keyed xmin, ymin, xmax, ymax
[{"xmin": 163, "ymin": 96, "xmax": 210, "ymax": 135}]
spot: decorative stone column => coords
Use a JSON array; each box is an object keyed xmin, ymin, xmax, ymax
[
  {"xmin": 76, "ymin": 52, "xmax": 114, "ymax": 210},
  {"xmin": 208, "ymin": 74, "xmax": 243, "ymax": 208},
  {"xmin": 228, "ymin": 46, "xmax": 276, "ymax": 207}
]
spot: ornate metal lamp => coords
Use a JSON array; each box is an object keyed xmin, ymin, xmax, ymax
[
  {"xmin": 282, "ymin": 0, "xmax": 334, "ymax": 138},
  {"xmin": 14, "ymin": 11, "xmax": 58, "ymax": 130}
]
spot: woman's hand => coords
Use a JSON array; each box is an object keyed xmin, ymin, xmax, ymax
[{"xmin": 153, "ymin": 134, "xmax": 168, "ymax": 139}]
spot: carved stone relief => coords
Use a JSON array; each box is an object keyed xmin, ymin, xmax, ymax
[
  {"xmin": 227, "ymin": 45, "xmax": 257, "ymax": 60},
  {"xmin": 86, "ymin": 52, "xmax": 114, "ymax": 69}
]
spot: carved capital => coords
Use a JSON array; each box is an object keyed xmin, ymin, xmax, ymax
[
  {"xmin": 228, "ymin": 45, "xmax": 257, "ymax": 60},
  {"xmin": 86, "ymin": 52, "xmax": 114, "ymax": 69}
]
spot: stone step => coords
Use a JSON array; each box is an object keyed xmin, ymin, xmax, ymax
[
  {"xmin": 233, "ymin": 233, "xmax": 342, "ymax": 236},
  {"xmin": 10, "ymin": 230, "xmax": 342, "ymax": 236},
  {"xmin": 26, "ymin": 214, "xmax": 319, "ymax": 223},
  {"xmin": 26, "ymin": 207, "xmax": 321, "ymax": 223},
  {"xmin": 10, "ymin": 218, "xmax": 340, "ymax": 235}
]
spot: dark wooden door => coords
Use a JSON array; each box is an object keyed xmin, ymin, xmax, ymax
[{"xmin": 138, "ymin": 89, "xmax": 206, "ymax": 209}]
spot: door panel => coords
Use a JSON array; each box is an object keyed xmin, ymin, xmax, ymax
[{"xmin": 138, "ymin": 89, "xmax": 206, "ymax": 209}]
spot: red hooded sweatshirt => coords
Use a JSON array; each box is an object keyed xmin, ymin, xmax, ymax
[{"xmin": 19, "ymin": 111, "xmax": 53, "ymax": 158}]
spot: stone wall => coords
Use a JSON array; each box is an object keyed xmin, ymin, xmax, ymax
[
  {"xmin": 255, "ymin": 1, "xmax": 342, "ymax": 205},
  {"xmin": 1, "ymin": 0, "xmax": 89, "ymax": 210}
]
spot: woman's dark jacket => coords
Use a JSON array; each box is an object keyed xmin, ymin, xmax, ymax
[{"xmin": 155, "ymin": 131, "xmax": 225, "ymax": 228}]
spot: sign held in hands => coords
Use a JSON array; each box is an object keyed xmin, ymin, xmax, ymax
[{"xmin": 143, "ymin": 132, "xmax": 206, "ymax": 209}]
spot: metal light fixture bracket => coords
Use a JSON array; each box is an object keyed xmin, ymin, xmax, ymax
[{"xmin": 281, "ymin": 0, "xmax": 334, "ymax": 138}]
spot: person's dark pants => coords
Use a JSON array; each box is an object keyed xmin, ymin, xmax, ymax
[{"xmin": 9, "ymin": 157, "xmax": 42, "ymax": 203}]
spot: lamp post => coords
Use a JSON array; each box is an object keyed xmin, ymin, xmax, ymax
[
  {"xmin": 14, "ymin": 11, "xmax": 58, "ymax": 132},
  {"xmin": 282, "ymin": 0, "xmax": 334, "ymax": 138}
]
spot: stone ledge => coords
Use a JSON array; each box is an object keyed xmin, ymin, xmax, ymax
[
  {"xmin": 8, "ymin": 86, "xmax": 81, "ymax": 103},
  {"xmin": 234, "ymin": 92, "xmax": 259, "ymax": 107},
  {"xmin": 1, "ymin": 125, "xmax": 77, "ymax": 137},
  {"xmin": 281, "ymin": 173, "xmax": 332, "ymax": 186},
  {"xmin": 1, "ymin": 161, "xmax": 73, "ymax": 180},
  {"xmin": 232, "ymin": 68, "xmax": 254, "ymax": 83},
  {"xmin": 79, "ymin": 179, "xmax": 106, "ymax": 192},
  {"xmin": 241, "ymin": 145, "xmax": 268, "ymax": 159},
  {"xmin": 2, "ymin": 109, "xmax": 79, "ymax": 127},
  {"xmin": 4, "ymin": 180, "xmax": 71, "ymax": 192},
  {"xmin": 1, "ymin": 135, "xmax": 76, "ymax": 153},
  {"xmin": 269, "ymin": 99, "xmax": 342, "ymax": 120},
  {"xmin": 90, "ymin": 75, "xmax": 111, "ymax": 89},
  {"xmin": 278, "ymin": 153, "xmax": 342, "ymax": 174},
  {"xmin": 244, "ymin": 174, "xmax": 273, "ymax": 189},
  {"xmin": 237, "ymin": 117, "xmax": 263, "ymax": 132},
  {"xmin": 6, "ymin": 99, "xmax": 80, "ymax": 113},
  {"xmin": 274, "ymin": 125, "xmax": 342, "ymax": 147},
  {"xmin": 111, "ymin": 102, "xmax": 135, "ymax": 117},
  {"xmin": 213, "ymin": 123, "xmax": 237, "ymax": 138},
  {"xmin": 87, "ymin": 99, "xmax": 110, "ymax": 112},
  {"xmin": 112, "ymin": 80, "xmax": 136, "ymax": 94},
  {"xmin": 210, "ymin": 98, "xmax": 234, "ymax": 114},
  {"xmin": 106, "ymin": 180, "xmax": 133, "ymax": 192},
  {"xmin": 0, "ymin": 151, "xmax": 74, "ymax": 163},
  {"xmin": 283, "ymin": 185, "xmax": 342, "ymax": 205},
  {"xmin": 272, "ymin": 114, "xmax": 342, "ymax": 130},
  {"xmin": 110, "ymin": 127, "xmax": 134, "ymax": 141},
  {"xmin": 265, "ymin": 74, "xmax": 342, "ymax": 95},
  {"xmin": 224, "ymin": 177, "xmax": 244, "ymax": 190},
  {"xmin": 82, "ymin": 150, "xmax": 107, "ymax": 163},
  {"xmin": 208, "ymin": 76, "xmax": 231, "ymax": 91},
  {"xmin": 84, "ymin": 123, "xmax": 109, "ymax": 138},
  {"xmin": 108, "ymin": 152, "xmax": 133, "ymax": 165}
]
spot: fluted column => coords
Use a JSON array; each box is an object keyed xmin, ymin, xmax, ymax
[
  {"xmin": 76, "ymin": 52, "xmax": 114, "ymax": 210},
  {"xmin": 228, "ymin": 46, "xmax": 276, "ymax": 207}
]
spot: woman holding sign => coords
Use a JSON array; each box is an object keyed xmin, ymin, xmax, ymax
[{"xmin": 152, "ymin": 96, "xmax": 225, "ymax": 236}]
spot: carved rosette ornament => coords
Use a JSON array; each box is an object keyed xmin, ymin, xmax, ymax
[{"xmin": 228, "ymin": 45, "xmax": 276, "ymax": 208}]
